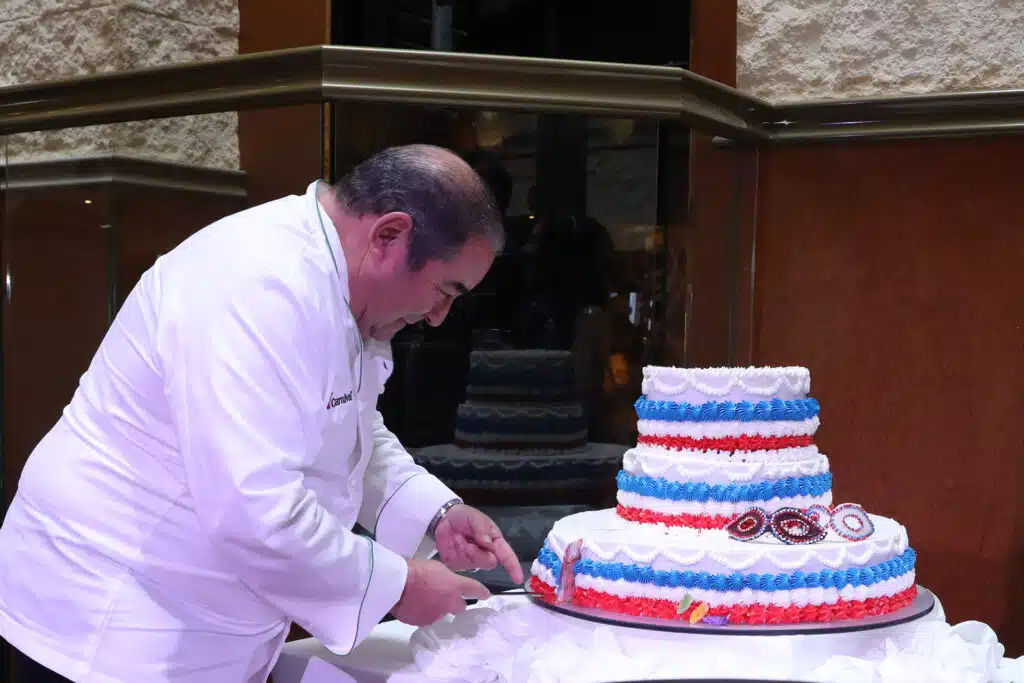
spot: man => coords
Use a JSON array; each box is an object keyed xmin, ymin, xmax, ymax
[{"xmin": 0, "ymin": 144, "xmax": 524, "ymax": 682}]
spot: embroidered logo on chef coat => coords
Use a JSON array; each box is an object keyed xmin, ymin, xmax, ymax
[{"xmin": 327, "ymin": 392, "xmax": 353, "ymax": 409}]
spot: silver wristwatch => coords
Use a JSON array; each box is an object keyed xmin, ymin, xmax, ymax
[{"xmin": 427, "ymin": 497, "xmax": 464, "ymax": 539}]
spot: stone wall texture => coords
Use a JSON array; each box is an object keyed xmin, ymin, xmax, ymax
[
  {"xmin": 0, "ymin": 0, "xmax": 240, "ymax": 168},
  {"xmin": 738, "ymin": 0, "xmax": 1024, "ymax": 102}
]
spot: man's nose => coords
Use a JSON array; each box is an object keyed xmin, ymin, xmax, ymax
[{"xmin": 425, "ymin": 297, "xmax": 454, "ymax": 327}]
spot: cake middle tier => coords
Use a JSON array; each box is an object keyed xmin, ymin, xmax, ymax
[
  {"xmin": 454, "ymin": 401, "xmax": 588, "ymax": 451},
  {"xmin": 625, "ymin": 396, "xmax": 828, "ymax": 528},
  {"xmin": 615, "ymin": 464, "xmax": 833, "ymax": 529}
]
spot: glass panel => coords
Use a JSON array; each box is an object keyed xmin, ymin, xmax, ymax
[
  {"xmin": 4, "ymin": 126, "xmax": 115, "ymax": 510},
  {"xmin": 0, "ymin": 106, "xmax": 320, "ymax": 514},
  {"xmin": 0, "ymin": 132, "xmax": 6, "ymax": 511},
  {"xmin": 332, "ymin": 105, "xmax": 679, "ymax": 534},
  {"xmin": 332, "ymin": 0, "xmax": 690, "ymax": 67}
]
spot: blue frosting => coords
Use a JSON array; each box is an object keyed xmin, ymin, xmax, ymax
[
  {"xmin": 634, "ymin": 397, "xmax": 819, "ymax": 422},
  {"xmin": 616, "ymin": 471, "xmax": 833, "ymax": 503},
  {"xmin": 536, "ymin": 543, "xmax": 917, "ymax": 593},
  {"xmin": 537, "ymin": 545, "xmax": 563, "ymax": 579}
]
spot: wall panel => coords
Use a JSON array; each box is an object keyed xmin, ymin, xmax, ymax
[{"xmin": 754, "ymin": 137, "xmax": 1024, "ymax": 654}]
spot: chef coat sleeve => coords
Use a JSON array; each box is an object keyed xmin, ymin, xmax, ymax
[
  {"xmin": 163, "ymin": 266, "xmax": 407, "ymax": 655},
  {"xmin": 358, "ymin": 410, "xmax": 459, "ymax": 559}
]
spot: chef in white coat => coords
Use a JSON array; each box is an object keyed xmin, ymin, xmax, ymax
[{"xmin": 0, "ymin": 144, "xmax": 524, "ymax": 683}]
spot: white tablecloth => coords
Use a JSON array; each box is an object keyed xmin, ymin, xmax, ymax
[
  {"xmin": 273, "ymin": 619, "xmax": 418, "ymax": 683},
  {"xmin": 273, "ymin": 595, "xmax": 1024, "ymax": 683}
]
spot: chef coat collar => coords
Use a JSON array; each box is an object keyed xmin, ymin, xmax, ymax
[
  {"xmin": 307, "ymin": 180, "xmax": 392, "ymax": 365},
  {"xmin": 307, "ymin": 180, "xmax": 350, "ymax": 299}
]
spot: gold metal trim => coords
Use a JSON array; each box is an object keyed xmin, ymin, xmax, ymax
[
  {"xmin": 3, "ymin": 155, "xmax": 247, "ymax": 197},
  {"xmin": 769, "ymin": 119, "xmax": 1024, "ymax": 143},
  {"xmin": 0, "ymin": 44, "xmax": 1022, "ymax": 143},
  {"xmin": 0, "ymin": 48, "xmax": 324, "ymax": 135},
  {"xmin": 762, "ymin": 88, "xmax": 1024, "ymax": 142},
  {"xmin": 0, "ymin": 46, "xmax": 765, "ymax": 140},
  {"xmin": 319, "ymin": 47, "xmax": 764, "ymax": 139}
]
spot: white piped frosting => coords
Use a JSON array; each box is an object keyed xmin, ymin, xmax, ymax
[
  {"xmin": 623, "ymin": 447, "xmax": 829, "ymax": 483},
  {"xmin": 642, "ymin": 365, "xmax": 811, "ymax": 403},
  {"xmin": 543, "ymin": 509, "xmax": 907, "ymax": 573}
]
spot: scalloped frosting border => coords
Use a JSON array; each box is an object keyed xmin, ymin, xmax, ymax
[
  {"xmin": 543, "ymin": 517, "xmax": 909, "ymax": 572},
  {"xmin": 623, "ymin": 448, "xmax": 829, "ymax": 482},
  {"xmin": 642, "ymin": 365, "xmax": 811, "ymax": 399}
]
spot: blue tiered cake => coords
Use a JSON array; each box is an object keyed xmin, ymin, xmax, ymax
[
  {"xmin": 414, "ymin": 349, "xmax": 625, "ymax": 489},
  {"xmin": 454, "ymin": 350, "xmax": 588, "ymax": 453}
]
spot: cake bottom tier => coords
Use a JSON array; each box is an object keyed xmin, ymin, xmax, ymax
[{"xmin": 529, "ymin": 508, "xmax": 917, "ymax": 625}]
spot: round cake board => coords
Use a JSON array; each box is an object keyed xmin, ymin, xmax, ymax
[{"xmin": 527, "ymin": 586, "xmax": 935, "ymax": 637}]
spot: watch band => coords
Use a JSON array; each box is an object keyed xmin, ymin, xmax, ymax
[{"xmin": 427, "ymin": 497, "xmax": 464, "ymax": 539}]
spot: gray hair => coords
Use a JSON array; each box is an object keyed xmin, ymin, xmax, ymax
[{"xmin": 332, "ymin": 144, "xmax": 505, "ymax": 271}]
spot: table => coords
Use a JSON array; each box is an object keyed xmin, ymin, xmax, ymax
[
  {"xmin": 273, "ymin": 594, "xmax": 1024, "ymax": 683},
  {"xmin": 273, "ymin": 618, "xmax": 418, "ymax": 683}
]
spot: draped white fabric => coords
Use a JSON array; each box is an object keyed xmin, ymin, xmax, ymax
[{"xmin": 275, "ymin": 595, "xmax": 1024, "ymax": 683}]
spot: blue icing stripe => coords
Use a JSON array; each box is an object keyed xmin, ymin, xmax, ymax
[
  {"xmin": 616, "ymin": 470, "xmax": 832, "ymax": 503},
  {"xmin": 537, "ymin": 547, "xmax": 917, "ymax": 593},
  {"xmin": 536, "ymin": 543, "xmax": 562, "ymax": 579},
  {"xmin": 634, "ymin": 397, "xmax": 819, "ymax": 422}
]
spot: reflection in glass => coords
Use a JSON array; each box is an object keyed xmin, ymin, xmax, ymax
[
  {"xmin": 0, "ymin": 113, "xmax": 253, "ymax": 516},
  {"xmin": 3, "ymin": 128, "xmax": 116, "ymax": 516},
  {"xmin": 1, "ymin": 132, "xmax": 5, "ymax": 512},
  {"xmin": 333, "ymin": 106, "xmax": 672, "ymax": 534}
]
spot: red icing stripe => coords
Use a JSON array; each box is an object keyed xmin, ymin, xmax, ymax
[
  {"xmin": 529, "ymin": 575, "xmax": 556, "ymax": 600},
  {"xmin": 616, "ymin": 504, "xmax": 732, "ymax": 529},
  {"xmin": 568, "ymin": 585, "xmax": 918, "ymax": 625},
  {"xmin": 529, "ymin": 575, "xmax": 917, "ymax": 625},
  {"xmin": 637, "ymin": 434, "xmax": 815, "ymax": 452}
]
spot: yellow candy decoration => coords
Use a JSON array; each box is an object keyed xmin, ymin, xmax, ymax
[{"xmin": 688, "ymin": 601, "xmax": 709, "ymax": 624}]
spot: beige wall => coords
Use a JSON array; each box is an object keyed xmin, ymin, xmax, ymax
[
  {"xmin": 0, "ymin": 0, "xmax": 240, "ymax": 169},
  {"xmin": 738, "ymin": 0, "xmax": 1024, "ymax": 102}
]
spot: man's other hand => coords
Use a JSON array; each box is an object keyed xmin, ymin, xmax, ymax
[
  {"xmin": 392, "ymin": 559, "xmax": 490, "ymax": 626},
  {"xmin": 434, "ymin": 505, "xmax": 524, "ymax": 584}
]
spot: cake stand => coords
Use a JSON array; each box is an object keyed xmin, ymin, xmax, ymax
[{"xmin": 527, "ymin": 586, "xmax": 936, "ymax": 636}]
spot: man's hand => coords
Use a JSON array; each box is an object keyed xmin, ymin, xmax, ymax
[
  {"xmin": 392, "ymin": 559, "xmax": 491, "ymax": 626},
  {"xmin": 434, "ymin": 504, "xmax": 524, "ymax": 584}
]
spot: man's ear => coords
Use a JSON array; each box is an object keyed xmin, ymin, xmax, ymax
[{"xmin": 368, "ymin": 212, "xmax": 414, "ymax": 254}]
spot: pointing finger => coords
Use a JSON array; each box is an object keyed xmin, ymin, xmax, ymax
[{"xmin": 491, "ymin": 535, "xmax": 523, "ymax": 584}]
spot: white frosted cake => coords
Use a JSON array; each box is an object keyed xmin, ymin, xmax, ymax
[{"xmin": 528, "ymin": 366, "xmax": 917, "ymax": 625}]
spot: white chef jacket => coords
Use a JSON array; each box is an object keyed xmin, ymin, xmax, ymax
[{"xmin": 0, "ymin": 181, "xmax": 458, "ymax": 682}]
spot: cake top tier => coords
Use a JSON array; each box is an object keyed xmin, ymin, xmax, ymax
[{"xmin": 642, "ymin": 366, "xmax": 810, "ymax": 404}]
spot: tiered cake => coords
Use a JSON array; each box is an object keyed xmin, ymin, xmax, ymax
[
  {"xmin": 528, "ymin": 366, "xmax": 917, "ymax": 625},
  {"xmin": 454, "ymin": 350, "xmax": 588, "ymax": 453},
  {"xmin": 415, "ymin": 349, "xmax": 623, "ymax": 490}
]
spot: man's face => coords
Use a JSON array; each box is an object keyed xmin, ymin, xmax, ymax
[{"xmin": 359, "ymin": 212, "xmax": 496, "ymax": 341}]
